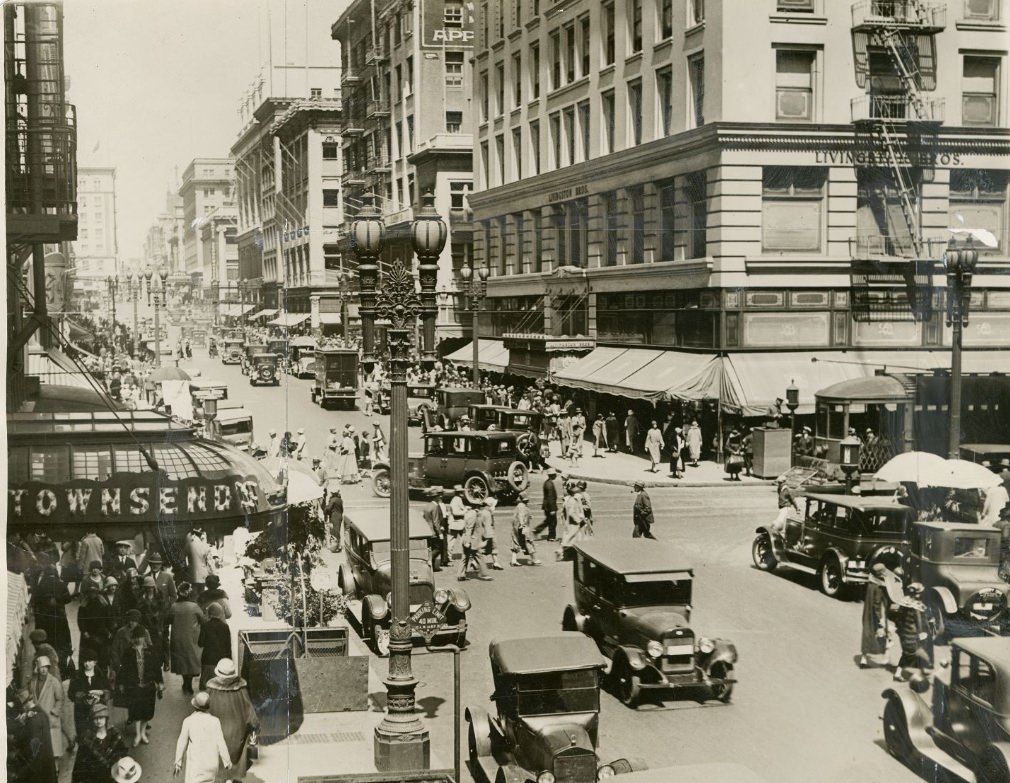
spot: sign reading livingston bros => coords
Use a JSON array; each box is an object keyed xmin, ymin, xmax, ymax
[{"xmin": 8, "ymin": 474, "xmax": 271, "ymax": 526}]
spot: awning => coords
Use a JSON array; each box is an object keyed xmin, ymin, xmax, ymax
[
  {"xmin": 219, "ymin": 303, "xmax": 256, "ymax": 318},
  {"xmin": 268, "ymin": 313, "xmax": 311, "ymax": 327},
  {"xmin": 445, "ymin": 339, "xmax": 510, "ymax": 372},
  {"xmin": 27, "ymin": 348, "xmax": 94, "ymax": 389},
  {"xmin": 66, "ymin": 319, "xmax": 95, "ymax": 342},
  {"xmin": 318, "ymin": 313, "xmax": 341, "ymax": 325},
  {"xmin": 719, "ymin": 349, "xmax": 1010, "ymax": 417},
  {"xmin": 246, "ymin": 308, "xmax": 278, "ymax": 320},
  {"xmin": 554, "ymin": 347, "xmax": 719, "ymax": 402}
]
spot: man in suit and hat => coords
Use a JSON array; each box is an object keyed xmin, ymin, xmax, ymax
[
  {"xmin": 448, "ymin": 485, "xmax": 467, "ymax": 558},
  {"xmin": 107, "ymin": 539, "xmax": 136, "ymax": 579},
  {"xmin": 632, "ymin": 482, "xmax": 656, "ymax": 539},
  {"xmin": 535, "ymin": 469, "xmax": 559, "ymax": 541},
  {"xmin": 794, "ymin": 426, "xmax": 814, "ymax": 458},
  {"xmin": 422, "ymin": 487, "xmax": 446, "ymax": 571}
]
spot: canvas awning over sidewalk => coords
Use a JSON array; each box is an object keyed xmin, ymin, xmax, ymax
[
  {"xmin": 445, "ymin": 339, "xmax": 510, "ymax": 372},
  {"xmin": 553, "ymin": 347, "xmax": 719, "ymax": 402}
]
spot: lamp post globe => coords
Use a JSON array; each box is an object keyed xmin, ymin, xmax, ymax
[{"xmin": 839, "ymin": 435, "xmax": 862, "ymax": 494}]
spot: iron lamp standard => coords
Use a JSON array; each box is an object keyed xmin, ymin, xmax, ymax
[
  {"xmin": 106, "ymin": 276, "xmax": 118, "ymax": 333},
  {"xmin": 839, "ymin": 435, "xmax": 862, "ymax": 495},
  {"xmin": 944, "ymin": 239, "xmax": 978, "ymax": 459},
  {"xmin": 146, "ymin": 267, "xmax": 169, "ymax": 368},
  {"xmin": 129, "ymin": 273, "xmax": 140, "ymax": 358},
  {"xmin": 785, "ymin": 379, "xmax": 799, "ymax": 462},
  {"xmin": 353, "ymin": 191, "xmax": 443, "ymax": 772},
  {"xmin": 459, "ymin": 263, "xmax": 489, "ymax": 385}
]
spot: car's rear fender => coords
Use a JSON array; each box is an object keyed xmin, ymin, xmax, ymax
[
  {"xmin": 927, "ymin": 586, "xmax": 958, "ymax": 615},
  {"xmin": 464, "ymin": 705, "xmax": 493, "ymax": 756},
  {"xmin": 881, "ymin": 686, "xmax": 934, "ymax": 750},
  {"xmin": 363, "ymin": 594, "xmax": 390, "ymax": 622}
]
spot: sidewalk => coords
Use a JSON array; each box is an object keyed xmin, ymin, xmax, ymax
[{"xmin": 542, "ymin": 440, "xmax": 775, "ymax": 488}]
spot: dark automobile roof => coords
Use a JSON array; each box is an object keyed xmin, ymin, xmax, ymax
[
  {"xmin": 915, "ymin": 521, "xmax": 1001, "ymax": 534},
  {"xmin": 252, "ymin": 353, "xmax": 276, "ymax": 359},
  {"xmin": 574, "ymin": 539, "xmax": 693, "ymax": 576},
  {"xmin": 425, "ymin": 430, "xmax": 516, "ymax": 441},
  {"xmin": 490, "ymin": 633, "xmax": 607, "ymax": 675},
  {"xmin": 345, "ymin": 507, "xmax": 431, "ymax": 541},
  {"xmin": 804, "ymin": 493, "xmax": 906, "ymax": 512}
]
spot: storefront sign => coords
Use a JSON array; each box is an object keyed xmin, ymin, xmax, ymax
[
  {"xmin": 8, "ymin": 474, "xmax": 272, "ymax": 527},
  {"xmin": 547, "ymin": 184, "xmax": 589, "ymax": 203},
  {"xmin": 814, "ymin": 150, "xmax": 963, "ymax": 167},
  {"xmin": 743, "ymin": 313, "xmax": 830, "ymax": 348}
]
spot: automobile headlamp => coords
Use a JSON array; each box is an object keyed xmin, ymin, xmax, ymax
[
  {"xmin": 536, "ymin": 772, "xmax": 555, "ymax": 783},
  {"xmin": 698, "ymin": 637, "xmax": 715, "ymax": 654},
  {"xmin": 433, "ymin": 588, "xmax": 449, "ymax": 605},
  {"xmin": 385, "ymin": 592, "xmax": 392, "ymax": 606},
  {"xmin": 646, "ymin": 640, "xmax": 664, "ymax": 658},
  {"xmin": 598, "ymin": 764, "xmax": 617, "ymax": 779},
  {"xmin": 452, "ymin": 592, "xmax": 471, "ymax": 612}
]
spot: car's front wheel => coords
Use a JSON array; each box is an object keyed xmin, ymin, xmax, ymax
[
  {"xmin": 924, "ymin": 596, "xmax": 947, "ymax": 642},
  {"xmin": 371, "ymin": 468, "xmax": 392, "ymax": 498},
  {"xmin": 818, "ymin": 555, "xmax": 845, "ymax": 599},
  {"xmin": 751, "ymin": 534, "xmax": 777, "ymax": 572},
  {"xmin": 463, "ymin": 475, "xmax": 490, "ymax": 506},
  {"xmin": 882, "ymin": 696, "xmax": 917, "ymax": 769},
  {"xmin": 612, "ymin": 658, "xmax": 640, "ymax": 708},
  {"xmin": 708, "ymin": 661, "xmax": 734, "ymax": 703}
]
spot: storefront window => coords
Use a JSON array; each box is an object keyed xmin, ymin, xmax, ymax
[
  {"xmin": 30, "ymin": 447, "xmax": 71, "ymax": 483},
  {"xmin": 72, "ymin": 447, "xmax": 114, "ymax": 481}
]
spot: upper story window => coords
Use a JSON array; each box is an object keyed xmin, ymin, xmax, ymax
[
  {"xmin": 603, "ymin": 2, "xmax": 616, "ymax": 66},
  {"xmin": 689, "ymin": 0, "xmax": 705, "ymax": 25},
  {"xmin": 688, "ymin": 54, "xmax": 705, "ymax": 127},
  {"xmin": 657, "ymin": 67, "xmax": 674, "ymax": 135},
  {"xmin": 776, "ymin": 50, "xmax": 816, "ymax": 121},
  {"xmin": 480, "ymin": 70, "xmax": 489, "ymax": 122},
  {"xmin": 602, "ymin": 90, "xmax": 616, "ymax": 154},
  {"xmin": 660, "ymin": 0, "xmax": 673, "ymax": 38},
  {"xmin": 628, "ymin": 79, "xmax": 643, "ymax": 145},
  {"xmin": 762, "ymin": 166, "xmax": 826, "ymax": 253},
  {"xmin": 495, "ymin": 63, "xmax": 505, "ymax": 116},
  {"xmin": 310, "ymin": 87, "xmax": 322, "ymax": 99},
  {"xmin": 550, "ymin": 31, "xmax": 562, "ymax": 90},
  {"xmin": 628, "ymin": 0, "xmax": 643, "ymax": 54},
  {"xmin": 963, "ymin": 55, "xmax": 1000, "ymax": 126},
  {"xmin": 450, "ymin": 180, "xmax": 471, "ymax": 210},
  {"xmin": 580, "ymin": 16, "xmax": 590, "ymax": 76},
  {"xmin": 964, "ymin": 0, "xmax": 1001, "ymax": 21},
  {"xmin": 949, "ymin": 169, "xmax": 1008, "ymax": 254},
  {"xmin": 512, "ymin": 52, "xmax": 523, "ymax": 105},
  {"xmin": 565, "ymin": 24, "xmax": 576, "ymax": 83},
  {"xmin": 405, "ymin": 56, "xmax": 414, "ymax": 96},
  {"xmin": 323, "ymin": 142, "xmax": 339, "ymax": 160},
  {"xmin": 446, "ymin": 110, "xmax": 464, "ymax": 132},
  {"xmin": 530, "ymin": 119, "xmax": 541, "ymax": 175},
  {"xmin": 446, "ymin": 51, "xmax": 464, "ymax": 87},
  {"xmin": 444, "ymin": 1, "xmax": 464, "ymax": 27}
]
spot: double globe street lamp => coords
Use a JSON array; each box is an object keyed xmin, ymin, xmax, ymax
[
  {"xmin": 943, "ymin": 238, "xmax": 978, "ymax": 459},
  {"xmin": 351, "ymin": 191, "xmax": 445, "ymax": 771},
  {"xmin": 459, "ymin": 263, "xmax": 489, "ymax": 386},
  {"xmin": 144, "ymin": 266, "xmax": 169, "ymax": 368}
]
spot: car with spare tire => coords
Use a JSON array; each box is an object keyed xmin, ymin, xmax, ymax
[{"xmin": 370, "ymin": 430, "xmax": 530, "ymax": 505}]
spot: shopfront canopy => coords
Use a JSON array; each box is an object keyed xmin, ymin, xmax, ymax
[
  {"xmin": 553, "ymin": 347, "xmax": 720, "ymax": 402},
  {"xmin": 445, "ymin": 339, "xmax": 510, "ymax": 372},
  {"xmin": 219, "ymin": 304, "xmax": 256, "ymax": 318},
  {"xmin": 27, "ymin": 348, "xmax": 94, "ymax": 389},
  {"xmin": 246, "ymin": 308, "xmax": 278, "ymax": 320},
  {"xmin": 318, "ymin": 313, "xmax": 341, "ymax": 325},
  {"xmin": 268, "ymin": 313, "xmax": 311, "ymax": 327}
]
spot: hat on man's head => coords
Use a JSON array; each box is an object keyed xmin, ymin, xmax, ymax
[
  {"xmin": 269, "ymin": 429, "xmax": 277, "ymax": 435},
  {"xmin": 29, "ymin": 629, "xmax": 47, "ymax": 644},
  {"xmin": 142, "ymin": 576, "xmax": 157, "ymax": 589},
  {"xmin": 803, "ymin": 426, "xmax": 812, "ymax": 433},
  {"xmin": 130, "ymin": 625, "xmax": 147, "ymax": 640},
  {"xmin": 546, "ymin": 469, "xmax": 557, "ymax": 477},
  {"xmin": 81, "ymin": 647, "xmax": 98, "ymax": 663},
  {"xmin": 633, "ymin": 481, "xmax": 645, "ymax": 491},
  {"xmin": 146, "ymin": 552, "xmax": 163, "ymax": 565},
  {"xmin": 111, "ymin": 757, "xmax": 142, "ymax": 783},
  {"xmin": 427, "ymin": 486, "xmax": 443, "ymax": 497},
  {"xmin": 116, "ymin": 540, "xmax": 132, "ymax": 548},
  {"xmin": 485, "ymin": 497, "xmax": 498, "ymax": 509},
  {"xmin": 205, "ymin": 574, "xmax": 220, "ymax": 588},
  {"xmin": 125, "ymin": 609, "xmax": 142, "ymax": 623}
]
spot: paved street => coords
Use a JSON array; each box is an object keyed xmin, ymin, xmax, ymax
[{"xmin": 132, "ymin": 346, "xmax": 923, "ymax": 783}]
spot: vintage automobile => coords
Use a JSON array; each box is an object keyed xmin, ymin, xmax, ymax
[
  {"xmin": 206, "ymin": 405, "xmax": 254, "ymax": 452},
  {"xmin": 881, "ymin": 637, "xmax": 1010, "ymax": 783},
  {"xmin": 960, "ymin": 443, "xmax": 1010, "ymax": 467},
  {"xmin": 467, "ymin": 405, "xmax": 543, "ymax": 462},
  {"xmin": 220, "ymin": 338, "xmax": 244, "ymax": 365},
  {"xmin": 240, "ymin": 343, "xmax": 267, "ymax": 376},
  {"xmin": 563, "ymin": 539, "xmax": 737, "ymax": 707},
  {"xmin": 248, "ymin": 353, "xmax": 280, "ymax": 387},
  {"xmin": 908, "ymin": 521, "xmax": 1010, "ymax": 639},
  {"xmin": 337, "ymin": 508, "xmax": 469, "ymax": 655},
  {"xmin": 465, "ymin": 633, "xmax": 646, "ymax": 783},
  {"xmin": 377, "ymin": 382, "xmax": 436, "ymax": 424},
  {"xmin": 290, "ymin": 336, "xmax": 317, "ymax": 378},
  {"xmin": 752, "ymin": 492, "xmax": 909, "ymax": 598},
  {"xmin": 422, "ymin": 387, "xmax": 487, "ymax": 431},
  {"xmin": 370, "ymin": 431, "xmax": 530, "ymax": 505},
  {"xmin": 311, "ymin": 348, "xmax": 359, "ymax": 409},
  {"xmin": 223, "ymin": 328, "xmax": 246, "ymax": 342}
]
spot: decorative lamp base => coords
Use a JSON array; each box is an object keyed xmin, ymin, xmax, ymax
[{"xmin": 374, "ymin": 724, "xmax": 431, "ymax": 772}]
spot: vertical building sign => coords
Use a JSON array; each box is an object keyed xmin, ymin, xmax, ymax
[{"xmin": 422, "ymin": 0, "xmax": 474, "ymax": 48}]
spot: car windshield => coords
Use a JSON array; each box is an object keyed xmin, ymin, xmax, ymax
[
  {"xmin": 370, "ymin": 539, "xmax": 430, "ymax": 560},
  {"xmin": 953, "ymin": 536, "xmax": 992, "ymax": 559},
  {"xmin": 514, "ymin": 670, "xmax": 599, "ymax": 715},
  {"xmin": 853, "ymin": 509, "xmax": 908, "ymax": 536},
  {"xmin": 219, "ymin": 420, "xmax": 252, "ymax": 435},
  {"xmin": 409, "ymin": 387, "xmax": 434, "ymax": 398},
  {"xmin": 620, "ymin": 579, "xmax": 692, "ymax": 606},
  {"xmin": 505, "ymin": 414, "xmax": 535, "ymax": 428}
]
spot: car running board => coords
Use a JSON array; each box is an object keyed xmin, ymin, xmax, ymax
[{"xmin": 921, "ymin": 727, "xmax": 976, "ymax": 781}]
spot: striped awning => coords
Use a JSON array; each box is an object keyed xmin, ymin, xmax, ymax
[
  {"xmin": 268, "ymin": 313, "xmax": 311, "ymax": 327},
  {"xmin": 219, "ymin": 303, "xmax": 256, "ymax": 318},
  {"xmin": 246, "ymin": 308, "xmax": 278, "ymax": 320},
  {"xmin": 26, "ymin": 348, "xmax": 95, "ymax": 389}
]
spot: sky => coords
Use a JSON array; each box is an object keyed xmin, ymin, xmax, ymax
[{"xmin": 63, "ymin": 0, "xmax": 328, "ymax": 261}]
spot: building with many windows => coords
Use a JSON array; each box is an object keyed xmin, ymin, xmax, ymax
[
  {"xmin": 178, "ymin": 158, "xmax": 238, "ymax": 314},
  {"xmin": 465, "ymin": 0, "xmax": 1010, "ymax": 413},
  {"xmin": 73, "ymin": 167, "xmax": 118, "ymax": 291},
  {"xmin": 332, "ymin": 0, "xmax": 477, "ymax": 347}
]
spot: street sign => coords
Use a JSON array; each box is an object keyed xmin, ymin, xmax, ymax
[{"xmin": 409, "ymin": 601, "xmax": 445, "ymax": 644}]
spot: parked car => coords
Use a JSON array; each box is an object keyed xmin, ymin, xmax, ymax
[
  {"xmin": 221, "ymin": 338, "xmax": 244, "ymax": 365},
  {"xmin": 337, "ymin": 508, "xmax": 469, "ymax": 656},
  {"xmin": 311, "ymin": 348, "xmax": 359, "ymax": 409},
  {"xmin": 207, "ymin": 405, "xmax": 254, "ymax": 452},
  {"xmin": 960, "ymin": 443, "xmax": 1010, "ymax": 466},
  {"xmin": 466, "ymin": 633, "xmax": 647, "ymax": 783},
  {"xmin": 563, "ymin": 539, "xmax": 737, "ymax": 707},
  {"xmin": 377, "ymin": 382, "xmax": 436, "ymax": 424},
  {"xmin": 752, "ymin": 492, "xmax": 909, "ymax": 598},
  {"xmin": 467, "ymin": 404, "xmax": 544, "ymax": 461},
  {"xmin": 240, "ymin": 343, "xmax": 266, "ymax": 376},
  {"xmin": 370, "ymin": 431, "xmax": 530, "ymax": 505},
  {"xmin": 422, "ymin": 387, "xmax": 486, "ymax": 430},
  {"xmin": 908, "ymin": 521, "xmax": 1010, "ymax": 639},
  {"xmin": 881, "ymin": 637, "xmax": 1010, "ymax": 783},
  {"xmin": 248, "ymin": 353, "xmax": 280, "ymax": 387}
]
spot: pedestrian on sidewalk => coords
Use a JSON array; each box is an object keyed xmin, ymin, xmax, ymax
[
  {"xmin": 632, "ymin": 482, "xmax": 657, "ymax": 539},
  {"xmin": 623, "ymin": 410, "xmax": 639, "ymax": 455},
  {"xmin": 448, "ymin": 485, "xmax": 467, "ymax": 558},
  {"xmin": 571, "ymin": 408, "xmax": 586, "ymax": 463},
  {"xmin": 536, "ymin": 469, "xmax": 559, "ymax": 541},
  {"xmin": 266, "ymin": 430, "xmax": 281, "ymax": 458},
  {"xmin": 197, "ymin": 604, "xmax": 231, "ymax": 691},
  {"xmin": 184, "ymin": 530, "xmax": 214, "ymax": 597},
  {"xmin": 645, "ymin": 421, "xmax": 664, "ymax": 473},
  {"xmin": 859, "ymin": 563, "xmax": 893, "ymax": 669},
  {"xmin": 592, "ymin": 414, "xmax": 608, "ymax": 457},
  {"xmin": 68, "ymin": 647, "xmax": 112, "ymax": 738},
  {"xmin": 116, "ymin": 626, "xmax": 163, "ymax": 747},
  {"xmin": 292, "ymin": 428, "xmax": 308, "ymax": 461},
  {"xmin": 892, "ymin": 583, "xmax": 932, "ymax": 682},
  {"xmin": 30, "ymin": 655, "xmax": 70, "ymax": 759},
  {"xmin": 480, "ymin": 498, "xmax": 505, "ymax": 570},
  {"xmin": 605, "ymin": 412, "xmax": 619, "ymax": 453},
  {"xmin": 206, "ymin": 659, "xmax": 259, "ymax": 783},
  {"xmin": 510, "ymin": 492, "xmax": 541, "ymax": 566},
  {"xmin": 338, "ymin": 428, "xmax": 361, "ymax": 484},
  {"xmin": 71, "ymin": 703, "xmax": 128, "ymax": 783},
  {"xmin": 576, "ymin": 481, "xmax": 594, "ymax": 539},
  {"xmin": 198, "ymin": 575, "xmax": 232, "ymax": 620},
  {"xmin": 724, "ymin": 427, "xmax": 744, "ymax": 481},
  {"xmin": 457, "ymin": 504, "xmax": 492, "ymax": 582},
  {"xmin": 173, "ymin": 692, "xmax": 232, "ymax": 783},
  {"xmin": 662, "ymin": 417, "xmax": 681, "ymax": 478},
  {"xmin": 557, "ymin": 482, "xmax": 588, "ymax": 560},
  {"xmin": 169, "ymin": 583, "xmax": 204, "ymax": 696},
  {"xmin": 685, "ymin": 420, "xmax": 703, "ymax": 467},
  {"xmin": 422, "ymin": 488, "xmax": 446, "ymax": 571},
  {"xmin": 741, "ymin": 427, "xmax": 754, "ymax": 477},
  {"xmin": 371, "ymin": 421, "xmax": 387, "ymax": 463}
]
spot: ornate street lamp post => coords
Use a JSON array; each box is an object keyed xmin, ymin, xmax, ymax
[
  {"xmin": 839, "ymin": 435, "xmax": 862, "ymax": 495},
  {"xmin": 106, "ymin": 276, "xmax": 118, "ymax": 331},
  {"xmin": 785, "ymin": 379, "xmax": 799, "ymax": 461},
  {"xmin": 354, "ymin": 192, "xmax": 443, "ymax": 772},
  {"xmin": 944, "ymin": 239, "xmax": 978, "ymax": 459},
  {"xmin": 130, "ymin": 273, "xmax": 140, "ymax": 358},
  {"xmin": 459, "ymin": 262, "xmax": 489, "ymax": 386},
  {"xmin": 147, "ymin": 267, "xmax": 169, "ymax": 367}
]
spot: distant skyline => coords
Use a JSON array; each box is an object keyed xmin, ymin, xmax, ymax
[{"xmin": 63, "ymin": 0, "xmax": 344, "ymax": 262}]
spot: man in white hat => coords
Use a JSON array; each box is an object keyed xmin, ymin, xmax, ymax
[
  {"xmin": 266, "ymin": 429, "xmax": 281, "ymax": 458},
  {"xmin": 173, "ymin": 692, "xmax": 232, "ymax": 783},
  {"xmin": 109, "ymin": 540, "xmax": 138, "ymax": 581},
  {"xmin": 292, "ymin": 427, "xmax": 308, "ymax": 461},
  {"xmin": 111, "ymin": 756, "xmax": 142, "ymax": 783}
]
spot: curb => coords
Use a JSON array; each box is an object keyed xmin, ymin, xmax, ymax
[{"xmin": 542, "ymin": 461, "xmax": 776, "ymax": 489}]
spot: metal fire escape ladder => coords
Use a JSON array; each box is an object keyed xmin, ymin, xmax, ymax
[
  {"xmin": 872, "ymin": 120, "xmax": 924, "ymax": 258},
  {"xmin": 880, "ymin": 27, "xmax": 929, "ymax": 120}
]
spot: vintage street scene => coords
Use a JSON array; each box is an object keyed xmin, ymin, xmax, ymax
[{"xmin": 5, "ymin": 1, "xmax": 1010, "ymax": 782}]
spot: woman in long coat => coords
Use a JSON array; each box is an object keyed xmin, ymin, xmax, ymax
[
  {"xmin": 206, "ymin": 659, "xmax": 259, "ymax": 782},
  {"xmin": 859, "ymin": 563, "xmax": 892, "ymax": 669},
  {"xmin": 116, "ymin": 625, "xmax": 163, "ymax": 746},
  {"xmin": 644, "ymin": 421, "xmax": 664, "ymax": 473},
  {"xmin": 685, "ymin": 420, "xmax": 704, "ymax": 467},
  {"xmin": 197, "ymin": 603, "xmax": 232, "ymax": 690},
  {"xmin": 67, "ymin": 647, "xmax": 111, "ymax": 738},
  {"xmin": 29, "ymin": 656, "xmax": 69, "ymax": 757},
  {"xmin": 170, "ymin": 582, "xmax": 205, "ymax": 695},
  {"xmin": 71, "ymin": 703, "xmax": 128, "ymax": 783},
  {"xmin": 174, "ymin": 692, "xmax": 232, "ymax": 783}
]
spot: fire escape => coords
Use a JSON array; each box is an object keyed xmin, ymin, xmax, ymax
[
  {"xmin": 5, "ymin": 3, "xmax": 78, "ymax": 409},
  {"xmin": 849, "ymin": 0, "xmax": 945, "ymax": 322}
]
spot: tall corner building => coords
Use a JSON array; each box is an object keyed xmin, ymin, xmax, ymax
[
  {"xmin": 332, "ymin": 0, "xmax": 476, "ymax": 348},
  {"xmin": 467, "ymin": 0, "xmax": 1010, "ymax": 412}
]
